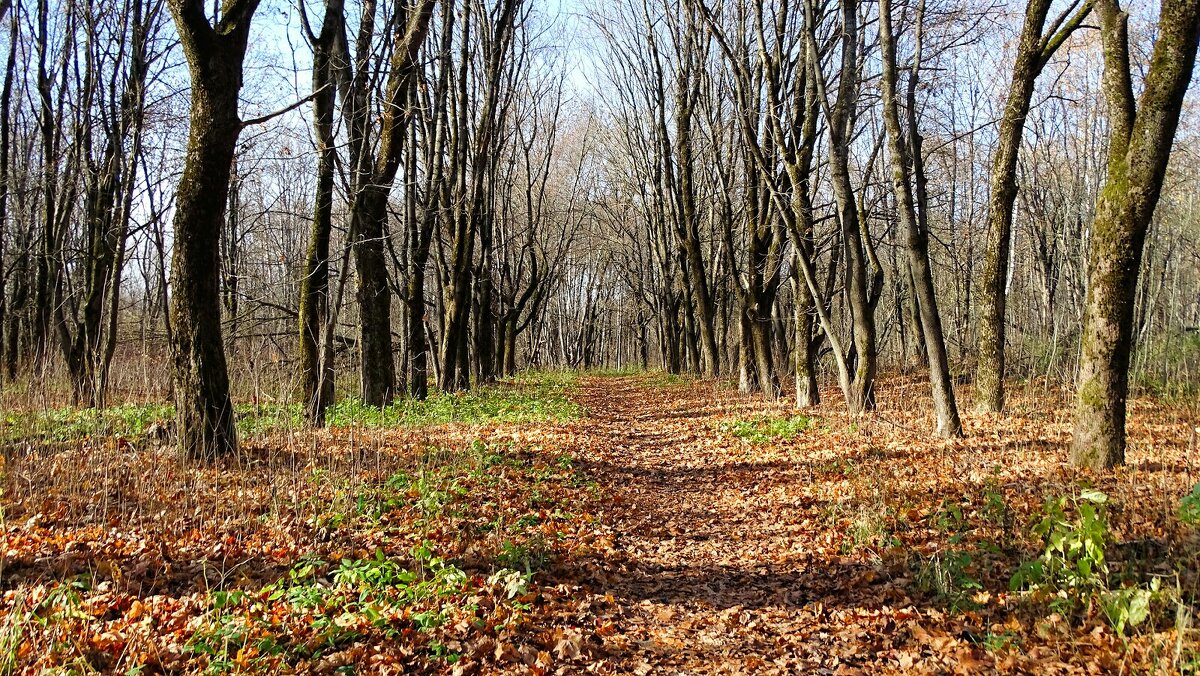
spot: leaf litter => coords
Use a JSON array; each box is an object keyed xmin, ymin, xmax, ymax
[{"xmin": 1, "ymin": 373, "xmax": 1197, "ymax": 673}]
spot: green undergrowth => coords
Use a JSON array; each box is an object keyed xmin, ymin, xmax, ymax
[
  {"xmin": 0, "ymin": 402, "xmax": 175, "ymax": 445},
  {"xmin": 899, "ymin": 480, "xmax": 1200, "ymax": 660},
  {"xmin": 304, "ymin": 439, "xmax": 597, "ymax": 548},
  {"xmin": 2, "ymin": 437, "xmax": 602, "ymax": 672},
  {"xmin": 721, "ymin": 414, "xmax": 813, "ymax": 443},
  {"xmin": 185, "ymin": 544, "xmax": 533, "ymax": 672},
  {"xmin": 0, "ymin": 372, "xmax": 583, "ymax": 445},
  {"xmin": 324, "ymin": 374, "xmax": 581, "ymax": 429}
]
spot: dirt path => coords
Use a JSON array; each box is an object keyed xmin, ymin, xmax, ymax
[{"xmin": 563, "ymin": 376, "xmax": 926, "ymax": 675}]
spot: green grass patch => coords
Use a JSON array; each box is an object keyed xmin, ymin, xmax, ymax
[
  {"xmin": 721, "ymin": 414, "xmax": 813, "ymax": 443},
  {"xmin": 585, "ymin": 366, "xmax": 647, "ymax": 377},
  {"xmin": 0, "ymin": 403, "xmax": 174, "ymax": 444},
  {"xmin": 0, "ymin": 402, "xmax": 305, "ymax": 444},
  {"xmin": 326, "ymin": 383, "xmax": 581, "ymax": 428},
  {"xmin": 1, "ymin": 374, "xmax": 582, "ymax": 445}
]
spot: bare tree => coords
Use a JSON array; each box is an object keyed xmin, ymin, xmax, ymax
[
  {"xmin": 877, "ymin": 0, "xmax": 961, "ymax": 436},
  {"xmin": 167, "ymin": 0, "xmax": 263, "ymax": 459},
  {"xmin": 975, "ymin": 0, "xmax": 1092, "ymax": 413},
  {"xmin": 1071, "ymin": 0, "xmax": 1200, "ymax": 469},
  {"xmin": 296, "ymin": 0, "xmax": 345, "ymax": 423}
]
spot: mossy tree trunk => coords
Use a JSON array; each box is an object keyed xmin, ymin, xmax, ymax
[
  {"xmin": 976, "ymin": 0, "xmax": 1093, "ymax": 413},
  {"xmin": 1071, "ymin": 0, "xmax": 1200, "ymax": 469},
  {"xmin": 167, "ymin": 0, "xmax": 262, "ymax": 460}
]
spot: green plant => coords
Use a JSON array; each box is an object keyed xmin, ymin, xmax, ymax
[
  {"xmin": 976, "ymin": 630, "xmax": 1017, "ymax": 653},
  {"xmin": 1010, "ymin": 488, "xmax": 1110, "ymax": 593},
  {"xmin": 1100, "ymin": 577, "xmax": 1160, "ymax": 636},
  {"xmin": 917, "ymin": 549, "xmax": 983, "ymax": 613},
  {"xmin": 0, "ymin": 589, "xmax": 30, "ymax": 674},
  {"xmin": 1, "ymin": 403, "xmax": 174, "ymax": 444},
  {"xmin": 496, "ymin": 536, "xmax": 549, "ymax": 573},
  {"xmin": 1180, "ymin": 483, "xmax": 1200, "ymax": 526},
  {"xmin": 982, "ymin": 474, "xmax": 1009, "ymax": 524},
  {"xmin": 935, "ymin": 498, "xmax": 967, "ymax": 534},
  {"xmin": 486, "ymin": 568, "xmax": 533, "ymax": 600},
  {"xmin": 723, "ymin": 415, "xmax": 812, "ymax": 443},
  {"xmin": 323, "ymin": 379, "xmax": 582, "ymax": 429},
  {"xmin": 186, "ymin": 611, "xmax": 251, "ymax": 673}
]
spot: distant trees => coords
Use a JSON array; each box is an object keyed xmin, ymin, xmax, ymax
[
  {"xmin": 62, "ymin": 0, "xmax": 160, "ymax": 407},
  {"xmin": 289, "ymin": 0, "xmax": 577, "ymax": 407},
  {"xmin": 0, "ymin": 0, "xmax": 1198, "ymax": 468},
  {"xmin": 583, "ymin": 0, "xmax": 1200, "ymax": 451}
]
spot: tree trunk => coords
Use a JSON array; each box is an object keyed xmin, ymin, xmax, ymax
[
  {"xmin": 352, "ymin": 184, "xmax": 396, "ymax": 405},
  {"xmin": 878, "ymin": 0, "xmax": 962, "ymax": 437},
  {"xmin": 1072, "ymin": 0, "xmax": 1200, "ymax": 469},
  {"xmin": 0, "ymin": 7, "xmax": 15, "ymax": 384},
  {"xmin": 298, "ymin": 0, "xmax": 343, "ymax": 423},
  {"xmin": 750, "ymin": 307, "xmax": 779, "ymax": 400},
  {"xmin": 816, "ymin": 0, "xmax": 877, "ymax": 414},
  {"xmin": 977, "ymin": 0, "xmax": 1092, "ymax": 412},
  {"xmin": 350, "ymin": 0, "xmax": 438, "ymax": 406},
  {"xmin": 792, "ymin": 274, "xmax": 819, "ymax": 407},
  {"xmin": 167, "ymin": 0, "xmax": 262, "ymax": 459}
]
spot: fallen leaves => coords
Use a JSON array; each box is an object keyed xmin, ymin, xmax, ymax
[{"xmin": 1, "ymin": 372, "xmax": 1197, "ymax": 673}]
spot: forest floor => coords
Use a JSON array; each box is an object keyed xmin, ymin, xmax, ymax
[{"xmin": 0, "ymin": 371, "xmax": 1198, "ymax": 674}]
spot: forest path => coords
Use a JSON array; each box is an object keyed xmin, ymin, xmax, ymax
[{"xmin": 563, "ymin": 375, "xmax": 915, "ymax": 675}]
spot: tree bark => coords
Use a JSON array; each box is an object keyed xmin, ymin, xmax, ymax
[
  {"xmin": 349, "ymin": 0, "xmax": 438, "ymax": 406},
  {"xmin": 825, "ymin": 0, "xmax": 877, "ymax": 413},
  {"xmin": 167, "ymin": 0, "xmax": 262, "ymax": 459},
  {"xmin": 976, "ymin": 0, "xmax": 1093, "ymax": 412},
  {"xmin": 878, "ymin": 0, "xmax": 962, "ymax": 437},
  {"xmin": 1072, "ymin": 0, "xmax": 1200, "ymax": 469},
  {"xmin": 0, "ymin": 6, "xmax": 15, "ymax": 384},
  {"xmin": 297, "ymin": 0, "xmax": 344, "ymax": 424}
]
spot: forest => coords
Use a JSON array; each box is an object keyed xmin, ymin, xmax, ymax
[{"xmin": 0, "ymin": 0, "xmax": 1198, "ymax": 670}]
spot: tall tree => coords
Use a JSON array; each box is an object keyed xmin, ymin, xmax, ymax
[
  {"xmin": 297, "ymin": 0, "xmax": 345, "ymax": 423},
  {"xmin": 437, "ymin": 0, "xmax": 522, "ymax": 391},
  {"xmin": 877, "ymin": 0, "xmax": 962, "ymax": 437},
  {"xmin": 807, "ymin": 0, "xmax": 879, "ymax": 413},
  {"xmin": 667, "ymin": 3, "xmax": 719, "ymax": 378},
  {"xmin": 167, "ymin": 0, "xmax": 263, "ymax": 459},
  {"xmin": 975, "ymin": 0, "xmax": 1093, "ymax": 412},
  {"xmin": 402, "ymin": 1, "xmax": 453, "ymax": 400},
  {"xmin": 0, "ymin": 0, "xmax": 16, "ymax": 384},
  {"xmin": 1071, "ymin": 0, "xmax": 1200, "ymax": 469},
  {"xmin": 347, "ymin": 0, "xmax": 438, "ymax": 406},
  {"xmin": 57, "ymin": 0, "xmax": 159, "ymax": 407}
]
